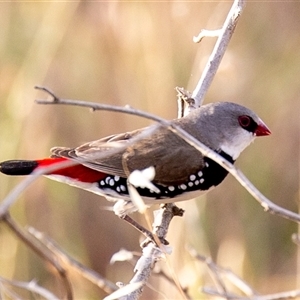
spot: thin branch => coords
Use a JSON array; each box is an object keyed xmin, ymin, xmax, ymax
[
  {"xmin": 152, "ymin": 203, "xmax": 184, "ymax": 244},
  {"xmin": 0, "ymin": 283, "xmax": 23, "ymax": 300},
  {"xmin": 193, "ymin": 29, "xmax": 222, "ymax": 43},
  {"xmin": 27, "ymin": 227, "xmax": 118, "ymax": 295},
  {"xmin": 35, "ymin": 86, "xmax": 167, "ymax": 125},
  {"xmin": 123, "ymin": 243, "xmax": 163, "ymax": 300},
  {"xmin": 152, "ymin": 267, "xmax": 190, "ymax": 296},
  {"xmin": 123, "ymin": 204, "xmax": 187, "ymax": 300},
  {"xmin": 176, "ymin": 87, "xmax": 194, "ymax": 118},
  {"xmin": 203, "ymin": 287, "xmax": 300, "ymax": 300},
  {"xmin": 191, "ymin": 0, "xmax": 245, "ymax": 107},
  {"xmin": 189, "ymin": 248, "xmax": 256, "ymax": 297},
  {"xmin": 189, "ymin": 249, "xmax": 230, "ymax": 297},
  {"xmin": 0, "ymin": 276, "xmax": 60, "ymax": 300},
  {"xmin": 2, "ymin": 213, "xmax": 73, "ymax": 300},
  {"xmin": 191, "ymin": 249, "xmax": 300, "ymax": 300}
]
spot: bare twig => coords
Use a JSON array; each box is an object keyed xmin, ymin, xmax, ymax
[
  {"xmin": 191, "ymin": 249, "xmax": 300, "ymax": 300},
  {"xmin": 103, "ymin": 245, "xmax": 163, "ymax": 300},
  {"xmin": 203, "ymin": 287, "xmax": 300, "ymax": 300},
  {"xmin": 189, "ymin": 248, "xmax": 256, "ymax": 297},
  {"xmin": 113, "ymin": 205, "xmax": 186, "ymax": 299},
  {"xmin": 122, "ymin": 243, "xmax": 163, "ymax": 300},
  {"xmin": 189, "ymin": 248, "xmax": 230, "ymax": 297},
  {"xmin": 191, "ymin": 0, "xmax": 245, "ymax": 107},
  {"xmin": 121, "ymin": 215, "xmax": 156, "ymax": 244},
  {"xmin": 152, "ymin": 203, "xmax": 184, "ymax": 244},
  {"xmin": 35, "ymin": 86, "xmax": 168, "ymax": 125},
  {"xmin": 0, "ymin": 283, "xmax": 22, "ymax": 300},
  {"xmin": 0, "ymin": 276, "xmax": 60, "ymax": 300},
  {"xmin": 27, "ymin": 227, "xmax": 118, "ymax": 295},
  {"xmin": 123, "ymin": 204, "xmax": 187, "ymax": 299},
  {"xmin": 1, "ymin": 213, "xmax": 73, "ymax": 300},
  {"xmin": 176, "ymin": 87, "xmax": 194, "ymax": 117},
  {"xmin": 193, "ymin": 29, "xmax": 222, "ymax": 43}
]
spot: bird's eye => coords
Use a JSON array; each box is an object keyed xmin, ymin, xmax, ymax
[{"xmin": 238, "ymin": 115, "xmax": 251, "ymax": 128}]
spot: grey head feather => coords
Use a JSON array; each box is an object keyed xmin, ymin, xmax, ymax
[{"xmin": 176, "ymin": 102, "xmax": 260, "ymax": 155}]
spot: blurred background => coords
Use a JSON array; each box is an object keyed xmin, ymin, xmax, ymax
[{"xmin": 0, "ymin": 1, "xmax": 299, "ymax": 299}]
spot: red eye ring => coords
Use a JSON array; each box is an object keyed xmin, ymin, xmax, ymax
[{"xmin": 238, "ymin": 115, "xmax": 251, "ymax": 128}]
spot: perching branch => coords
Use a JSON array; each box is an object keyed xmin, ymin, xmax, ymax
[{"xmin": 116, "ymin": 204, "xmax": 186, "ymax": 300}]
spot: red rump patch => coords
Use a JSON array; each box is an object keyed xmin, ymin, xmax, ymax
[{"xmin": 37, "ymin": 158, "xmax": 107, "ymax": 183}]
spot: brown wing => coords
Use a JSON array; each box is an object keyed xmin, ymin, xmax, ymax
[{"xmin": 51, "ymin": 125, "xmax": 205, "ymax": 185}]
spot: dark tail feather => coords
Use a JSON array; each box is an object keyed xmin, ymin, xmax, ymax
[
  {"xmin": 0, "ymin": 160, "xmax": 39, "ymax": 176},
  {"xmin": 0, "ymin": 158, "xmax": 107, "ymax": 183}
]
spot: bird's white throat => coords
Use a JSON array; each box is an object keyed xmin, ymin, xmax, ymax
[{"xmin": 220, "ymin": 131, "xmax": 255, "ymax": 160}]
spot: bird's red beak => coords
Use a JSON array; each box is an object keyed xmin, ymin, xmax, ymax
[{"xmin": 255, "ymin": 119, "xmax": 271, "ymax": 136}]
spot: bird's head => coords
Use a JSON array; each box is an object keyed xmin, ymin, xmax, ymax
[{"xmin": 182, "ymin": 102, "xmax": 271, "ymax": 160}]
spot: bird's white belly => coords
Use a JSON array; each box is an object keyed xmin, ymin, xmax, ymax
[{"xmin": 46, "ymin": 174, "xmax": 210, "ymax": 204}]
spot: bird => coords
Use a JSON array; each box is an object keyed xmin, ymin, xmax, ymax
[{"xmin": 0, "ymin": 102, "xmax": 271, "ymax": 211}]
